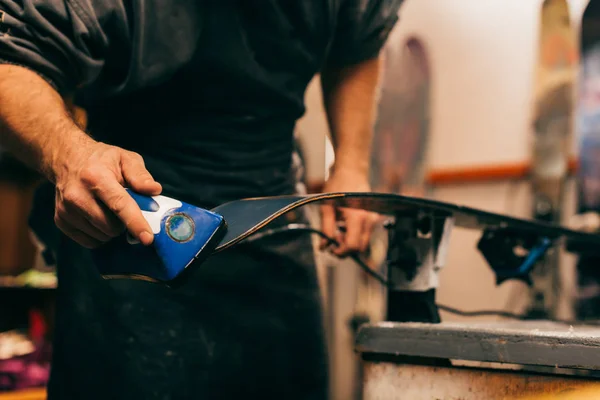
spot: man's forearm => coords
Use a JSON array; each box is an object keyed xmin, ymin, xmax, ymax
[
  {"xmin": 0, "ymin": 65, "xmax": 93, "ymax": 183},
  {"xmin": 321, "ymin": 56, "xmax": 381, "ymax": 177}
]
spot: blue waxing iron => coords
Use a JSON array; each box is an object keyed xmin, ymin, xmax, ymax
[{"xmin": 91, "ymin": 189, "xmax": 226, "ymax": 284}]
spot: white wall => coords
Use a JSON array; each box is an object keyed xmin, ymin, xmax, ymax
[
  {"xmin": 295, "ymin": 77, "xmax": 330, "ymax": 186},
  {"xmin": 570, "ymin": 0, "xmax": 590, "ymax": 25},
  {"xmin": 297, "ymin": 1, "xmax": 592, "ymax": 398},
  {"xmin": 398, "ymin": 1, "xmax": 542, "ymax": 171},
  {"xmin": 298, "ymin": 0, "xmax": 589, "ymax": 183}
]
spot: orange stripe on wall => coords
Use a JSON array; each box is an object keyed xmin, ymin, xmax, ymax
[{"xmin": 426, "ymin": 157, "xmax": 579, "ymax": 185}]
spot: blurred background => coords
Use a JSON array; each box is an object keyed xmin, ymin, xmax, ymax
[{"xmin": 2, "ymin": 0, "xmax": 600, "ymax": 398}]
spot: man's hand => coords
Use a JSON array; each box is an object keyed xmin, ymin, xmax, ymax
[
  {"xmin": 319, "ymin": 169, "xmax": 380, "ymax": 256},
  {"xmin": 0, "ymin": 65, "xmax": 161, "ymax": 249},
  {"xmin": 53, "ymin": 140, "xmax": 162, "ymax": 249}
]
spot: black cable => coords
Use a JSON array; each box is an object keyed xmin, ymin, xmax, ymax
[
  {"xmin": 437, "ymin": 304, "xmax": 528, "ymax": 319},
  {"xmin": 247, "ymin": 223, "xmax": 586, "ymax": 324},
  {"xmin": 245, "ymin": 223, "xmax": 390, "ymax": 285},
  {"xmin": 435, "ymin": 304, "xmax": 577, "ymax": 324}
]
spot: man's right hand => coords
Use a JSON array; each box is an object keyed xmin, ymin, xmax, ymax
[
  {"xmin": 0, "ymin": 65, "xmax": 161, "ymax": 248},
  {"xmin": 52, "ymin": 140, "xmax": 162, "ymax": 249}
]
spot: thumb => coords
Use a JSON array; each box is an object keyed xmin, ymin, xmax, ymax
[
  {"xmin": 320, "ymin": 205, "xmax": 337, "ymax": 250},
  {"xmin": 120, "ymin": 152, "xmax": 162, "ymax": 195}
]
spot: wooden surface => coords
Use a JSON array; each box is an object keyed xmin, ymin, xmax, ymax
[
  {"xmin": 0, "ymin": 181, "xmax": 37, "ymax": 276},
  {"xmin": 522, "ymin": 386, "xmax": 600, "ymax": 399},
  {"xmin": 0, "ymin": 389, "xmax": 46, "ymax": 400},
  {"xmin": 362, "ymin": 362, "xmax": 600, "ymax": 400}
]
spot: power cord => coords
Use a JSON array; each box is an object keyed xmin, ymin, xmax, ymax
[
  {"xmin": 246, "ymin": 223, "xmax": 585, "ymax": 325},
  {"xmin": 245, "ymin": 223, "xmax": 389, "ymax": 286}
]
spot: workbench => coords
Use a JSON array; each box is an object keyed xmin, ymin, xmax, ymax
[
  {"xmin": 0, "ymin": 388, "xmax": 45, "ymax": 400},
  {"xmin": 355, "ymin": 320, "xmax": 600, "ymax": 399}
]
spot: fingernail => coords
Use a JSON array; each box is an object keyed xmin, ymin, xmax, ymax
[{"xmin": 140, "ymin": 231, "xmax": 154, "ymax": 245}]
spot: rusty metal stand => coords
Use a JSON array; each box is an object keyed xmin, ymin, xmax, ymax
[
  {"xmin": 383, "ymin": 214, "xmax": 453, "ymax": 324},
  {"xmin": 355, "ymin": 210, "xmax": 600, "ymax": 399},
  {"xmin": 356, "ymin": 320, "xmax": 600, "ymax": 400}
]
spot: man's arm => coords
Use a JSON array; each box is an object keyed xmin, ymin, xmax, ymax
[
  {"xmin": 321, "ymin": 56, "xmax": 381, "ymax": 179},
  {"xmin": 318, "ymin": 0, "xmax": 403, "ymax": 255},
  {"xmin": 0, "ymin": 1, "xmax": 160, "ymax": 248},
  {"xmin": 0, "ymin": 65, "xmax": 91, "ymax": 182},
  {"xmin": 0, "ymin": 65, "xmax": 159, "ymax": 247},
  {"xmin": 322, "ymin": 0, "xmax": 402, "ymax": 175},
  {"xmin": 319, "ymin": 56, "xmax": 382, "ymax": 255}
]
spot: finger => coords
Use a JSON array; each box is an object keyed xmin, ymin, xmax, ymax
[
  {"xmin": 359, "ymin": 212, "xmax": 379, "ymax": 252},
  {"xmin": 333, "ymin": 229, "xmax": 346, "ymax": 254},
  {"xmin": 91, "ymin": 178, "xmax": 154, "ymax": 246},
  {"xmin": 120, "ymin": 152, "xmax": 162, "ymax": 195},
  {"xmin": 65, "ymin": 211, "xmax": 113, "ymax": 242},
  {"xmin": 320, "ymin": 205, "xmax": 337, "ymax": 250},
  {"xmin": 55, "ymin": 216, "xmax": 103, "ymax": 249},
  {"xmin": 91, "ymin": 201, "xmax": 126, "ymax": 236},
  {"xmin": 63, "ymin": 192, "xmax": 125, "ymax": 238},
  {"xmin": 333, "ymin": 209, "xmax": 364, "ymax": 256}
]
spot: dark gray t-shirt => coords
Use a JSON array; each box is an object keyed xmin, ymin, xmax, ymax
[
  {"xmin": 0, "ymin": 1, "xmax": 402, "ymax": 398},
  {"xmin": 0, "ymin": 0, "xmax": 401, "ymax": 207}
]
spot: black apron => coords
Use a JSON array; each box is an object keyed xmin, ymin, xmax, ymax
[
  {"xmin": 41, "ymin": 3, "xmax": 331, "ymax": 398},
  {"xmin": 47, "ymin": 218, "xmax": 328, "ymax": 399}
]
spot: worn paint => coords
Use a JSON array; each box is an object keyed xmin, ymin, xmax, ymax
[
  {"xmin": 356, "ymin": 321, "xmax": 600, "ymax": 370},
  {"xmin": 362, "ymin": 362, "xmax": 600, "ymax": 400}
]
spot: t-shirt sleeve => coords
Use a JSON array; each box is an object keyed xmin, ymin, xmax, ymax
[
  {"xmin": 328, "ymin": 0, "xmax": 404, "ymax": 66},
  {"xmin": 0, "ymin": 0, "xmax": 127, "ymax": 94}
]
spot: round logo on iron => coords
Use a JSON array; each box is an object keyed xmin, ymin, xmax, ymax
[{"xmin": 165, "ymin": 213, "xmax": 195, "ymax": 243}]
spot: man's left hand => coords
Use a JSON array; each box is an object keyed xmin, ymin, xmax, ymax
[{"xmin": 319, "ymin": 170, "xmax": 380, "ymax": 257}]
